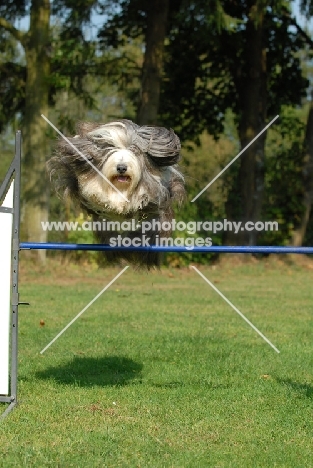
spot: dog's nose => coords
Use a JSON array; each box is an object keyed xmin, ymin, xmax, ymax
[{"xmin": 117, "ymin": 164, "xmax": 127, "ymax": 174}]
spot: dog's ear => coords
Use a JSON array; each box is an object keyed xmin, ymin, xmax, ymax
[{"xmin": 134, "ymin": 126, "xmax": 181, "ymax": 166}]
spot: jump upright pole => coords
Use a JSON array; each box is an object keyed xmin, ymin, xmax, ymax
[{"xmin": 0, "ymin": 131, "xmax": 21, "ymax": 419}]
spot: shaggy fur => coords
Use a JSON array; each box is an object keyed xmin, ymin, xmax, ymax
[{"xmin": 47, "ymin": 119, "xmax": 185, "ymax": 267}]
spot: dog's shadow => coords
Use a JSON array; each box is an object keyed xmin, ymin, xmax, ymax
[
  {"xmin": 35, "ymin": 356, "xmax": 143, "ymax": 388},
  {"xmin": 276, "ymin": 378, "xmax": 313, "ymax": 399}
]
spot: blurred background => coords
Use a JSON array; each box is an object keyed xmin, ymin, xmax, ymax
[{"xmin": 1, "ymin": 0, "xmax": 313, "ymax": 266}]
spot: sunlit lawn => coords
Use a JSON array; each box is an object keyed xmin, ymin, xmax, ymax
[{"xmin": 1, "ymin": 256, "xmax": 313, "ymax": 467}]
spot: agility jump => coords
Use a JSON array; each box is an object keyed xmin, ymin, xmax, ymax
[{"xmin": 1, "ymin": 131, "xmax": 313, "ymax": 420}]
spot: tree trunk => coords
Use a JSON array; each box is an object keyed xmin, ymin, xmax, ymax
[
  {"xmin": 23, "ymin": 0, "xmax": 50, "ymax": 262},
  {"xmin": 291, "ymin": 102, "xmax": 313, "ymax": 246},
  {"xmin": 226, "ymin": 4, "xmax": 267, "ymax": 245},
  {"xmin": 137, "ymin": 0, "xmax": 169, "ymax": 125}
]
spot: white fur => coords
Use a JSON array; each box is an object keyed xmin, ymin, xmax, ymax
[
  {"xmin": 88, "ymin": 122, "xmax": 130, "ymax": 149},
  {"xmin": 78, "ymin": 147, "xmax": 142, "ymax": 214}
]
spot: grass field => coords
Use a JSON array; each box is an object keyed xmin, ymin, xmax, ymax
[{"xmin": 1, "ymin": 255, "xmax": 313, "ymax": 467}]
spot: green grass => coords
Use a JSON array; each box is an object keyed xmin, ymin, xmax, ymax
[{"xmin": 1, "ymin": 257, "xmax": 313, "ymax": 467}]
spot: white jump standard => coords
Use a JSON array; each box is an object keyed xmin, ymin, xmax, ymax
[{"xmin": 0, "ymin": 132, "xmax": 21, "ymax": 419}]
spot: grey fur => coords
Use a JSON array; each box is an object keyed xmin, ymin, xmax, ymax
[{"xmin": 47, "ymin": 119, "xmax": 186, "ymax": 268}]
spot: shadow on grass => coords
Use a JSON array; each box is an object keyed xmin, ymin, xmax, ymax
[
  {"xmin": 35, "ymin": 356, "xmax": 143, "ymax": 387},
  {"xmin": 277, "ymin": 378, "xmax": 313, "ymax": 399}
]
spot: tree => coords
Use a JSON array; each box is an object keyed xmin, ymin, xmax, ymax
[
  {"xmin": 23, "ymin": 0, "xmax": 50, "ymax": 261},
  {"xmin": 136, "ymin": 0, "xmax": 169, "ymax": 125},
  {"xmin": 0, "ymin": 0, "xmax": 50, "ymax": 260},
  {"xmin": 98, "ymin": 0, "xmax": 176, "ymax": 125},
  {"xmin": 0, "ymin": 0, "xmax": 97, "ymax": 260},
  {"xmin": 224, "ymin": 1, "xmax": 268, "ymax": 245},
  {"xmin": 159, "ymin": 1, "xmax": 308, "ymax": 245},
  {"xmin": 291, "ymin": 103, "xmax": 313, "ymax": 246}
]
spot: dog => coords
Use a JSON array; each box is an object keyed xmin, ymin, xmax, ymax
[{"xmin": 47, "ymin": 119, "xmax": 185, "ymax": 267}]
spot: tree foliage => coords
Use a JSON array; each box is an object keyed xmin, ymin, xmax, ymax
[
  {"xmin": 261, "ymin": 107, "xmax": 306, "ymax": 246},
  {"xmin": 96, "ymin": 1, "xmax": 308, "ymax": 142}
]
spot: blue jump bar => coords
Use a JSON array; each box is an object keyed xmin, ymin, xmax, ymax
[{"xmin": 19, "ymin": 243, "xmax": 313, "ymax": 254}]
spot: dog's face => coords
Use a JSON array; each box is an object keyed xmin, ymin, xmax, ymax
[
  {"xmin": 47, "ymin": 119, "xmax": 185, "ymax": 216},
  {"xmin": 77, "ymin": 145, "xmax": 143, "ymax": 214},
  {"xmin": 86, "ymin": 122, "xmax": 142, "ymax": 193},
  {"xmin": 102, "ymin": 148, "xmax": 141, "ymax": 190}
]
